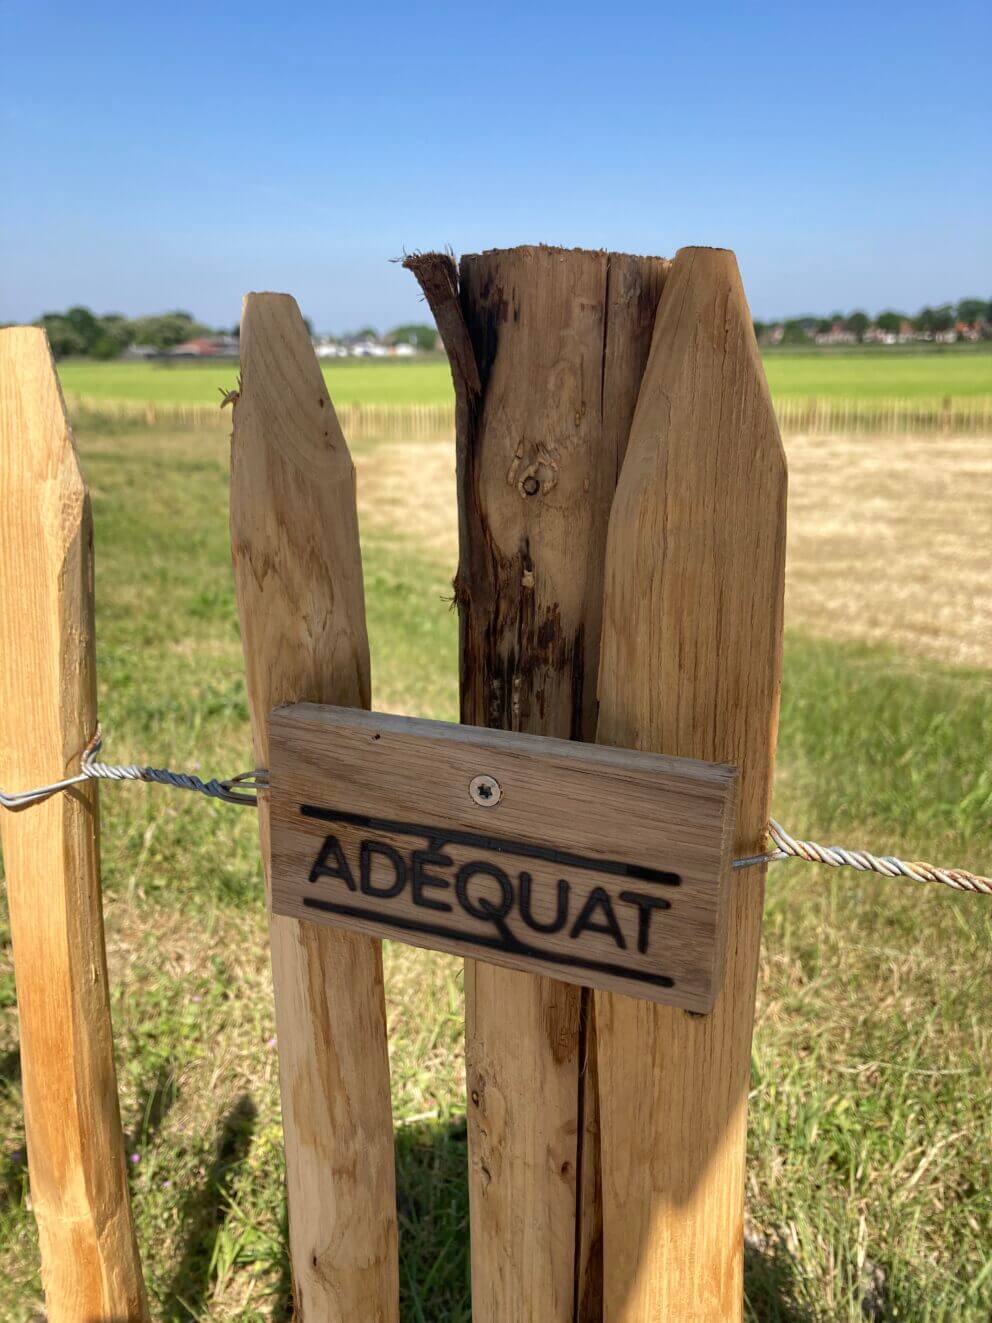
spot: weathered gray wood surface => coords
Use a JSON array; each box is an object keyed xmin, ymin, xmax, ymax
[
  {"xmin": 270, "ymin": 704, "xmax": 736, "ymax": 1010},
  {"xmin": 407, "ymin": 245, "xmax": 669, "ymax": 1319}
]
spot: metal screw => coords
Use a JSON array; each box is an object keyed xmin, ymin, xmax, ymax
[{"xmin": 469, "ymin": 774, "xmax": 502, "ymax": 807}]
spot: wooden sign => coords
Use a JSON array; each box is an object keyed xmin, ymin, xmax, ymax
[{"xmin": 269, "ymin": 704, "xmax": 738, "ymax": 1012}]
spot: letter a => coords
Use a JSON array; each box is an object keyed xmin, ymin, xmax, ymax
[
  {"xmin": 569, "ymin": 885, "xmax": 627, "ymax": 950},
  {"xmin": 309, "ymin": 833, "xmax": 357, "ymax": 891}
]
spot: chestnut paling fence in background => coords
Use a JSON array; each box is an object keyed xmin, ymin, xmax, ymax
[
  {"xmin": 3, "ymin": 247, "xmax": 984, "ymax": 1322},
  {"xmin": 63, "ymin": 390, "xmax": 992, "ymax": 437}
]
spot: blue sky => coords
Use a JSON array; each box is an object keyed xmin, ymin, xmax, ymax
[{"xmin": 1, "ymin": 0, "xmax": 989, "ymax": 332}]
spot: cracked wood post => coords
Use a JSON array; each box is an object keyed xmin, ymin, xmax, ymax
[
  {"xmin": 595, "ymin": 247, "xmax": 787, "ymax": 1321},
  {"xmin": 230, "ymin": 294, "xmax": 399, "ymax": 1321},
  {"xmin": 407, "ymin": 246, "xmax": 668, "ymax": 1321},
  {"xmin": 0, "ymin": 328, "xmax": 149, "ymax": 1322}
]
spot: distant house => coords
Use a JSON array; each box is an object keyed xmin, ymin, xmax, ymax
[
  {"xmin": 170, "ymin": 335, "xmax": 239, "ymax": 359},
  {"xmin": 955, "ymin": 320, "xmax": 985, "ymax": 343},
  {"xmin": 355, "ymin": 337, "xmax": 389, "ymax": 357},
  {"xmin": 311, "ymin": 332, "xmax": 422, "ymax": 358},
  {"xmin": 814, "ymin": 322, "xmax": 857, "ymax": 346},
  {"xmin": 313, "ymin": 337, "xmax": 348, "ymax": 358}
]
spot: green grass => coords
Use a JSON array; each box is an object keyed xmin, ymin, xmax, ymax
[
  {"xmin": 59, "ymin": 357, "xmax": 456, "ymax": 407},
  {"xmin": 0, "ymin": 424, "xmax": 990, "ymax": 1320},
  {"xmin": 56, "ymin": 343, "xmax": 992, "ymax": 409},
  {"xmin": 762, "ymin": 345, "xmax": 992, "ymax": 399}
]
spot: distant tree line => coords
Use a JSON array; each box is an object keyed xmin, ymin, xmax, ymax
[
  {"xmin": 754, "ymin": 297, "xmax": 991, "ymax": 347},
  {"xmin": 26, "ymin": 306, "xmax": 441, "ymax": 359},
  {"xmin": 33, "ymin": 307, "xmax": 214, "ymax": 359},
  {"xmin": 21, "ymin": 300, "xmax": 990, "ymax": 358},
  {"xmin": 384, "ymin": 323, "xmax": 438, "ymax": 352}
]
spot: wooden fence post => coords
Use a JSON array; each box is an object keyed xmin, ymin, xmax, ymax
[
  {"xmin": 0, "ymin": 328, "xmax": 149, "ymax": 1321},
  {"xmin": 595, "ymin": 247, "xmax": 787, "ymax": 1320},
  {"xmin": 407, "ymin": 247, "xmax": 669, "ymax": 1321},
  {"xmin": 230, "ymin": 294, "xmax": 399, "ymax": 1321}
]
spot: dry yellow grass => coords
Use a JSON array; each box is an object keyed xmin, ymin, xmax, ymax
[
  {"xmin": 355, "ymin": 431, "xmax": 992, "ymax": 669},
  {"xmin": 357, "ymin": 437, "xmax": 459, "ymax": 563},
  {"xmin": 785, "ymin": 432, "xmax": 991, "ymax": 668}
]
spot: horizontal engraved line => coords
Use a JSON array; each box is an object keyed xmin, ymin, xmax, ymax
[
  {"xmin": 301, "ymin": 896, "xmax": 676, "ymax": 989},
  {"xmin": 299, "ymin": 804, "xmax": 681, "ymax": 887}
]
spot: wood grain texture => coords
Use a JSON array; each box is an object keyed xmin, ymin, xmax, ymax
[
  {"xmin": 268, "ymin": 705, "xmax": 737, "ymax": 1009},
  {"xmin": 407, "ymin": 247, "xmax": 669, "ymax": 1320},
  {"xmin": 230, "ymin": 294, "xmax": 398, "ymax": 1321},
  {"xmin": 595, "ymin": 247, "xmax": 787, "ymax": 1321},
  {"xmin": 0, "ymin": 328, "xmax": 149, "ymax": 1322}
]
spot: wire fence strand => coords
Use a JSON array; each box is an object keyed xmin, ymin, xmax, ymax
[
  {"xmin": 1, "ymin": 730, "xmax": 987, "ymax": 896},
  {"xmin": 0, "ymin": 729, "xmax": 265, "ymax": 811},
  {"xmin": 748, "ymin": 820, "xmax": 992, "ymax": 896}
]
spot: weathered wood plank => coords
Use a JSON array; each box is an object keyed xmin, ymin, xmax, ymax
[
  {"xmin": 595, "ymin": 247, "xmax": 787, "ymax": 1321},
  {"xmin": 408, "ymin": 247, "xmax": 668, "ymax": 1320},
  {"xmin": 230, "ymin": 294, "xmax": 398, "ymax": 1321},
  {"xmin": 0, "ymin": 328, "xmax": 149, "ymax": 1322},
  {"xmin": 268, "ymin": 705, "xmax": 737, "ymax": 1009}
]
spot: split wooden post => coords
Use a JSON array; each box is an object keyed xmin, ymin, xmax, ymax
[
  {"xmin": 230, "ymin": 295, "xmax": 399, "ymax": 1320},
  {"xmin": 0, "ymin": 329, "xmax": 149, "ymax": 1321},
  {"xmin": 407, "ymin": 247, "xmax": 668, "ymax": 1321},
  {"xmin": 595, "ymin": 248, "xmax": 787, "ymax": 1320}
]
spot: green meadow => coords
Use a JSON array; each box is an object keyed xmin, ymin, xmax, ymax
[
  {"xmin": 56, "ymin": 344, "xmax": 992, "ymax": 409},
  {"xmin": 762, "ymin": 344, "xmax": 992, "ymax": 398},
  {"xmin": 60, "ymin": 357, "xmax": 455, "ymax": 407},
  {"xmin": 0, "ymin": 421, "xmax": 990, "ymax": 1321}
]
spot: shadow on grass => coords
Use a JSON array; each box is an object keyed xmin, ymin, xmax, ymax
[
  {"xmin": 0, "ymin": 1046, "xmax": 25, "ymax": 1213},
  {"xmin": 240, "ymin": 1116, "xmax": 471, "ymax": 1323},
  {"xmin": 165, "ymin": 1093, "xmax": 257, "ymax": 1321},
  {"xmin": 744, "ymin": 1234, "xmax": 898, "ymax": 1322},
  {"xmin": 0, "ymin": 1046, "xmax": 20, "ymax": 1087},
  {"xmin": 395, "ymin": 1115, "xmax": 471, "ymax": 1323},
  {"xmin": 125, "ymin": 1065, "xmax": 179, "ymax": 1156},
  {"xmin": 744, "ymin": 1236, "xmax": 819, "ymax": 1322},
  {"xmin": 269, "ymin": 1205, "xmax": 294, "ymax": 1323}
]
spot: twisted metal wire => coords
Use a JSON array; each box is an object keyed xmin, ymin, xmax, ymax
[
  {"xmin": 0, "ymin": 729, "xmax": 266, "ymax": 811},
  {"xmin": 733, "ymin": 820, "xmax": 992, "ymax": 895},
  {"xmin": 1, "ymin": 732, "xmax": 988, "ymax": 897}
]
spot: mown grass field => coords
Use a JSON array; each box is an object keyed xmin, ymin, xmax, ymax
[
  {"xmin": 56, "ymin": 343, "xmax": 992, "ymax": 409},
  {"xmin": 761, "ymin": 345, "xmax": 992, "ymax": 399},
  {"xmin": 1, "ymin": 420, "xmax": 991, "ymax": 1321},
  {"xmin": 60, "ymin": 357, "xmax": 455, "ymax": 406}
]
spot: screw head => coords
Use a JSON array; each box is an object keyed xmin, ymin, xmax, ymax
[{"xmin": 469, "ymin": 774, "xmax": 502, "ymax": 807}]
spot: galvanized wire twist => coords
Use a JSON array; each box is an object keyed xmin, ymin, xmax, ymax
[
  {"xmin": 1, "ymin": 731, "xmax": 988, "ymax": 898},
  {"xmin": 733, "ymin": 819, "xmax": 992, "ymax": 896},
  {"xmin": 0, "ymin": 729, "xmax": 266, "ymax": 811}
]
